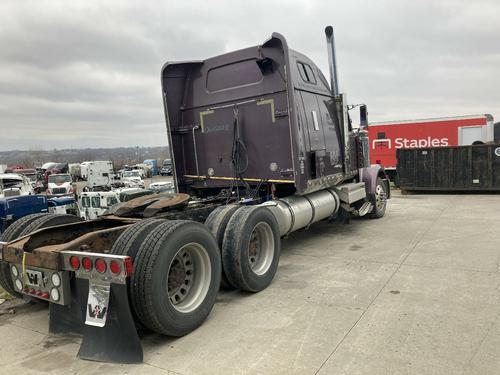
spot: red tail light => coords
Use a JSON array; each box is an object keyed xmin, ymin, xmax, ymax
[
  {"xmin": 110, "ymin": 260, "xmax": 121, "ymax": 275},
  {"xmin": 69, "ymin": 256, "xmax": 80, "ymax": 270},
  {"xmin": 82, "ymin": 257, "xmax": 92, "ymax": 271},
  {"xmin": 95, "ymin": 258, "xmax": 106, "ymax": 273},
  {"xmin": 124, "ymin": 257, "xmax": 133, "ymax": 276}
]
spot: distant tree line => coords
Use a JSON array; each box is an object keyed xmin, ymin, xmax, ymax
[{"xmin": 0, "ymin": 146, "xmax": 170, "ymax": 170}]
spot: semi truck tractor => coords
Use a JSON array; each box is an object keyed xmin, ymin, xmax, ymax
[{"xmin": 0, "ymin": 27, "xmax": 389, "ymax": 363}]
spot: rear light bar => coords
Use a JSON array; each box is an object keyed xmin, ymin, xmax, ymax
[
  {"xmin": 61, "ymin": 251, "xmax": 132, "ymax": 285},
  {"xmin": 8, "ymin": 263, "xmax": 69, "ymax": 305}
]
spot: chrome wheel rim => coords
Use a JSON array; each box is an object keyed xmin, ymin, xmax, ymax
[
  {"xmin": 248, "ymin": 222, "xmax": 274, "ymax": 275},
  {"xmin": 375, "ymin": 184, "xmax": 387, "ymax": 211},
  {"xmin": 167, "ymin": 242, "xmax": 211, "ymax": 313}
]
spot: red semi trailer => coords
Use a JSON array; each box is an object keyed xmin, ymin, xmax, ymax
[{"xmin": 368, "ymin": 114, "xmax": 496, "ymax": 179}]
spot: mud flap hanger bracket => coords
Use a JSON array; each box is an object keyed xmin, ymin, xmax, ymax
[{"xmin": 59, "ymin": 250, "xmax": 143, "ymax": 364}]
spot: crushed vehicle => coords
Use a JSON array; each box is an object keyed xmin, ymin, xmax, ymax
[
  {"xmin": 120, "ymin": 170, "xmax": 145, "ymax": 188},
  {"xmin": 0, "ymin": 27, "xmax": 389, "ymax": 364},
  {"xmin": 47, "ymin": 173, "xmax": 75, "ymax": 197},
  {"xmin": 148, "ymin": 180, "xmax": 174, "ymax": 193},
  {"xmin": 0, "ymin": 173, "xmax": 35, "ymax": 198},
  {"xmin": 115, "ymin": 187, "xmax": 154, "ymax": 202},
  {"xmin": 15, "ymin": 168, "xmax": 38, "ymax": 188}
]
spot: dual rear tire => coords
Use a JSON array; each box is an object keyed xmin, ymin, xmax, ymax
[
  {"xmin": 206, "ymin": 205, "xmax": 281, "ymax": 292},
  {"xmin": 112, "ymin": 220, "xmax": 221, "ymax": 336},
  {"xmin": 221, "ymin": 206, "xmax": 281, "ymax": 292},
  {"xmin": 113, "ymin": 205, "xmax": 281, "ymax": 337}
]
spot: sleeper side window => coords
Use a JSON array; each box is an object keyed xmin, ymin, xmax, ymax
[{"xmin": 297, "ymin": 62, "xmax": 317, "ymax": 85}]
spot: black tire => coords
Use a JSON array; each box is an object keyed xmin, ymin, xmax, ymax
[
  {"xmin": 110, "ymin": 218, "xmax": 167, "ymax": 330},
  {"xmin": 19, "ymin": 214, "xmax": 82, "ymax": 237},
  {"xmin": 0, "ymin": 213, "xmax": 50, "ymax": 243},
  {"xmin": 110, "ymin": 218, "xmax": 167, "ymax": 259},
  {"xmin": 205, "ymin": 204, "xmax": 240, "ymax": 289},
  {"xmin": 0, "ymin": 213, "xmax": 50, "ymax": 298},
  {"xmin": 222, "ymin": 206, "xmax": 281, "ymax": 292},
  {"xmin": 370, "ymin": 176, "xmax": 388, "ymax": 219},
  {"xmin": 131, "ymin": 220, "xmax": 221, "ymax": 336}
]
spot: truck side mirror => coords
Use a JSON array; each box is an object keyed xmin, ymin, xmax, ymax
[{"xmin": 360, "ymin": 105, "xmax": 368, "ymax": 128}]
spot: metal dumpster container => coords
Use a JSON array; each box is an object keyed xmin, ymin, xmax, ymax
[{"xmin": 397, "ymin": 144, "xmax": 500, "ymax": 191}]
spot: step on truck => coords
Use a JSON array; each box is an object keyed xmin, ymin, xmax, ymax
[{"xmin": 0, "ymin": 27, "xmax": 390, "ymax": 364}]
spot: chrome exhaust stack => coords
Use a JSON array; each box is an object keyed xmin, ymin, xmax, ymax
[
  {"xmin": 325, "ymin": 25, "xmax": 352, "ymax": 174},
  {"xmin": 325, "ymin": 26, "xmax": 340, "ymax": 97}
]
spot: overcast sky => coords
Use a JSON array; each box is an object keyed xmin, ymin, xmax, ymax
[{"xmin": 0, "ymin": 0, "xmax": 499, "ymax": 151}]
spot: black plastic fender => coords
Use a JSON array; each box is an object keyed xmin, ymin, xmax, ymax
[{"xmin": 359, "ymin": 164, "xmax": 391, "ymax": 199}]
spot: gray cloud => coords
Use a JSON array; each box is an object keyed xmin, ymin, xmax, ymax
[{"xmin": 0, "ymin": 0, "xmax": 498, "ymax": 151}]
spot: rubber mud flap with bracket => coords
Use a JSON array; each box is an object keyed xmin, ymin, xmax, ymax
[
  {"xmin": 49, "ymin": 278, "xmax": 86, "ymax": 335},
  {"xmin": 78, "ymin": 281, "xmax": 143, "ymax": 364}
]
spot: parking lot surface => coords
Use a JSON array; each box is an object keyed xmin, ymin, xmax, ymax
[{"xmin": 1, "ymin": 192, "xmax": 500, "ymax": 374}]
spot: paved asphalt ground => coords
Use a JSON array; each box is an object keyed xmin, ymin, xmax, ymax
[{"xmin": 1, "ymin": 191, "xmax": 500, "ymax": 374}]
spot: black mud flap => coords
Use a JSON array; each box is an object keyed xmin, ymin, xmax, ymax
[
  {"xmin": 49, "ymin": 278, "xmax": 86, "ymax": 335},
  {"xmin": 78, "ymin": 282, "xmax": 143, "ymax": 363}
]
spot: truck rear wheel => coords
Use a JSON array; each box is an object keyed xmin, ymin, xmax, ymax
[
  {"xmin": 110, "ymin": 218, "xmax": 168, "ymax": 329},
  {"xmin": 205, "ymin": 204, "xmax": 240, "ymax": 289},
  {"xmin": 222, "ymin": 206, "xmax": 281, "ymax": 292},
  {"xmin": 110, "ymin": 218, "xmax": 167, "ymax": 259},
  {"xmin": 0, "ymin": 213, "xmax": 49, "ymax": 242},
  {"xmin": 131, "ymin": 220, "xmax": 221, "ymax": 336},
  {"xmin": 370, "ymin": 177, "xmax": 388, "ymax": 219},
  {"xmin": 0, "ymin": 213, "xmax": 50, "ymax": 298},
  {"xmin": 19, "ymin": 214, "xmax": 82, "ymax": 236}
]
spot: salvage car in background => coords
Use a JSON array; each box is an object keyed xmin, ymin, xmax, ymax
[
  {"xmin": 120, "ymin": 170, "xmax": 144, "ymax": 188},
  {"xmin": 0, "ymin": 173, "xmax": 34, "ymax": 198}
]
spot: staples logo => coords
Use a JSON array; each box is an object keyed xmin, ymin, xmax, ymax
[
  {"xmin": 394, "ymin": 137, "xmax": 449, "ymax": 148},
  {"xmin": 372, "ymin": 139, "xmax": 391, "ymax": 149}
]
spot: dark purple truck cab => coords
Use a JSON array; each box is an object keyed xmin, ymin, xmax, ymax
[{"xmin": 162, "ymin": 32, "xmax": 387, "ymax": 198}]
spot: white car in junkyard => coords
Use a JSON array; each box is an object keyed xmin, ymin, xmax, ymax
[
  {"xmin": 0, "ymin": 173, "xmax": 34, "ymax": 198},
  {"xmin": 121, "ymin": 170, "xmax": 144, "ymax": 188},
  {"xmin": 47, "ymin": 173, "xmax": 75, "ymax": 197}
]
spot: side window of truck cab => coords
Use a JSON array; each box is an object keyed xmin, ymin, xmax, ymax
[
  {"xmin": 91, "ymin": 196, "xmax": 100, "ymax": 208},
  {"xmin": 81, "ymin": 196, "xmax": 90, "ymax": 208},
  {"xmin": 107, "ymin": 196, "xmax": 118, "ymax": 206},
  {"xmin": 297, "ymin": 61, "xmax": 317, "ymax": 84}
]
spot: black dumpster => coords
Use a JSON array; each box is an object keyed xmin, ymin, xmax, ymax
[{"xmin": 397, "ymin": 144, "xmax": 500, "ymax": 191}]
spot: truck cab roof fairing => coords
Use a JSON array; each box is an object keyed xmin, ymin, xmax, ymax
[{"xmin": 161, "ymin": 33, "xmax": 298, "ymax": 193}]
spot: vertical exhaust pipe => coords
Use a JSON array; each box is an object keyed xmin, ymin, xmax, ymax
[
  {"xmin": 324, "ymin": 26, "xmax": 339, "ymax": 97},
  {"xmin": 325, "ymin": 26, "xmax": 351, "ymax": 173}
]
